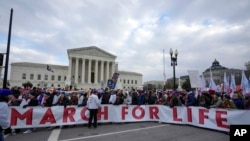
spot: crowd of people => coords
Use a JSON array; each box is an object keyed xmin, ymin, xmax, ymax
[{"xmin": 1, "ymin": 85, "xmax": 250, "ymax": 136}]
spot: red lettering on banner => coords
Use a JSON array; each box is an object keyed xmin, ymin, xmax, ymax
[
  {"xmin": 132, "ymin": 106, "xmax": 145, "ymax": 119},
  {"xmin": 40, "ymin": 108, "xmax": 56, "ymax": 124},
  {"xmin": 173, "ymin": 107, "xmax": 182, "ymax": 122},
  {"xmin": 216, "ymin": 111, "xmax": 229, "ymax": 129},
  {"xmin": 149, "ymin": 106, "xmax": 159, "ymax": 119},
  {"xmin": 98, "ymin": 106, "xmax": 108, "ymax": 120},
  {"xmin": 187, "ymin": 107, "xmax": 192, "ymax": 122},
  {"xmin": 121, "ymin": 106, "xmax": 128, "ymax": 120},
  {"xmin": 10, "ymin": 108, "xmax": 33, "ymax": 126},
  {"xmin": 63, "ymin": 107, "xmax": 76, "ymax": 123},
  {"xmin": 199, "ymin": 109, "xmax": 209, "ymax": 124},
  {"xmin": 9, "ymin": 105, "xmax": 241, "ymax": 132},
  {"xmin": 80, "ymin": 107, "xmax": 89, "ymax": 121}
]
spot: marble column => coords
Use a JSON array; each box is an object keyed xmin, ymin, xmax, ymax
[
  {"xmin": 100, "ymin": 61, "xmax": 104, "ymax": 82},
  {"xmin": 68, "ymin": 57, "xmax": 72, "ymax": 84},
  {"xmin": 95, "ymin": 59, "xmax": 98, "ymax": 84},
  {"xmin": 88, "ymin": 59, "xmax": 91, "ymax": 83},
  {"xmin": 81, "ymin": 58, "xmax": 85, "ymax": 83},
  {"xmin": 106, "ymin": 61, "xmax": 109, "ymax": 80},
  {"xmin": 111, "ymin": 62, "xmax": 114, "ymax": 75},
  {"xmin": 75, "ymin": 57, "xmax": 79, "ymax": 84}
]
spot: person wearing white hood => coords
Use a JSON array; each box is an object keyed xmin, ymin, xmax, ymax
[
  {"xmin": 109, "ymin": 90, "xmax": 116, "ymax": 104},
  {"xmin": 0, "ymin": 89, "xmax": 12, "ymax": 141},
  {"xmin": 87, "ymin": 89, "xmax": 101, "ymax": 128}
]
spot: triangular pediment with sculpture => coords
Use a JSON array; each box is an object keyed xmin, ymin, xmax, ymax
[{"xmin": 68, "ymin": 46, "xmax": 116, "ymax": 59}]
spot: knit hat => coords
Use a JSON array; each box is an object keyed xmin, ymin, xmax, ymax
[
  {"xmin": 0, "ymin": 89, "xmax": 12, "ymax": 96},
  {"xmin": 208, "ymin": 89, "xmax": 215, "ymax": 94}
]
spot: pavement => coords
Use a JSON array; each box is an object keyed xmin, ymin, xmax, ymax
[{"xmin": 5, "ymin": 122, "xmax": 229, "ymax": 141}]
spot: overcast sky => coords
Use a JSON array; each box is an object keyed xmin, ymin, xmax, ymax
[{"xmin": 0, "ymin": 0, "xmax": 249, "ymax": 83}]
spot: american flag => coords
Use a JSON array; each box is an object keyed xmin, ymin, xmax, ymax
[{"xmin": 47, "ymin": 65, "xmax": 54, "ymax": 72}]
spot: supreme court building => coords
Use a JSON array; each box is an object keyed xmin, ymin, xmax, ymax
[{"xmin": 8, "ymin": 46, "xmax": 143, "ymax": 90}]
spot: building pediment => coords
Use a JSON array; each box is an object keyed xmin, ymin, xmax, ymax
[{"xmin": 67, "ymin": 46, "xmax": 116, "ymax": 59}]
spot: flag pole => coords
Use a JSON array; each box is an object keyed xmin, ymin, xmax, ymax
[
  {"xmin": 3, "ymin": 8, "xmax": 13, "ymax": 88},
  {"xmin": 163, "ymin": 49, "xmax": 166, "ymax": 90}
]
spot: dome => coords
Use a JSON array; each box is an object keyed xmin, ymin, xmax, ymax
[
  {"xmin": 205, "ymin": 59, "xmax": 228, "ymax": 71},
  {"xmin": 212, "ymin": 59, "xmax": 220, "ymax": 66}
]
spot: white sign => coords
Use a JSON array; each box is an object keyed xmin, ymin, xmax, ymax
[{"xmin": 188, "ymin": 70, "xmax": 201, "ymax": 88}]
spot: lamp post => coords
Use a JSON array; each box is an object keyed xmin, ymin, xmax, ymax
[{"xmin": 169, "ymin": 48, "xmax": 178, "ymax": 90}]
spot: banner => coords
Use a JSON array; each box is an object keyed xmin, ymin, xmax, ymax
[{"xmin": 8, "ymin": 105, "xmax": 250, "ymax": 132}]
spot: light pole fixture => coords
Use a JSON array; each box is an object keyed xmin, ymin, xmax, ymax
[{"xmin": 169, "ymin": 48, "xmax": 178, "ymax": 90}]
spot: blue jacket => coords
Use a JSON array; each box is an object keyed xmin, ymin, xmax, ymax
[
  {"xmin": 186, "ymin": 92, "xmax": 196, "ymax": 106},
  {"xmin": 233, "ymin": 98, "xmax": 244, "ymax": 109}
]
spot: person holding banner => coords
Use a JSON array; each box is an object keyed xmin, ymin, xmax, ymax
[
  {"xmin": 185, "ymin": 90, "xmax": 196, "ymax": 107},
  {"xmin": 245, "ymin": 95, "xmax": 250, "ymax": 110},
  {"xmin": 22, "ymin": 92, "xmax": 39, "ymax": 134},
  {"xmin": 0, "ymin": 89, "xmax": 12, "ymax": 141},
  {"xmin": 87, "ymin": 89, "xmax": 101, "ymax": 128}
]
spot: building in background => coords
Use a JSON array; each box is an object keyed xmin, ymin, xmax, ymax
[
  {"xmin": 203, "ymin": 59, "xmax": 242, "ymax": 86},
  {"xmin": 118, "ymin": 71, "xmax": 143, "ymax": 90},
  {"xmin": 143, "ymin": 80, "xmax": 165, "ymax": 90},
  {"xmin": 144, "ymin": 59, "xmax": 249, "ymax": 91},
  {"xmin": 8, "ymin": 46, "xmax": 143, "ymax": 89},
  {"xmin": 66, "ymin": 46, "xmax": 116, "ymax": 89},
  {"xmin": 10, "ymin": 62, "xmax": 68, "ymax": 88}
]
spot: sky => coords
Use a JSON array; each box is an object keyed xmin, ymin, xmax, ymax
[{"xmin": 0, "ymin": 0, "xmax": 250, "ymax": 83}]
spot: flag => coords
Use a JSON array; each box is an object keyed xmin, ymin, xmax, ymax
[
  {"xmin": 223, "ymin": 72, "xmax": 229, "ymax": 92},
  {"xmin": 200, "ymin": 73, "xmax": 206, "ymax": 91},
  {"xmin": 241, "ymin": 70, "xmax": 249, "ymax": 95},
  {"xmin": 209, "ymin": 68, "xmax": 217, "ymax": 91},
  {"xmin": 230, "ymin": 74, "xmax": 236, "ymax": 92},
  {"xmin": 47, "ymin": 65, "xmax": 54, "ymax": 72},
  {"xmin": 229, "ymin": 73, "xmax": 236, "ymax": 97}
]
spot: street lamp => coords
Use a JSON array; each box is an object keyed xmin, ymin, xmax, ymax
[{"xmin": 169, "ymin": 48, "xmax": 178, "ymax": 90}]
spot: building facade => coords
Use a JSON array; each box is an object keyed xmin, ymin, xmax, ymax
[
  {"xmin": 67, "ymin": 46, "xmax": 117, "ymax": 88},
  {"xmin": 148, "ymin": 59, "xmax": 247, "ymax": 91},
  {"xmin": 10, "ymin": 62, "xmax": 68, "ymax": 88},
  {"xmin": 118, "ymin": 71, "xmax": 143, "ymax": 90},
  {"xmin": 203, "ymin": 59, "xmax": 242, "ymax": 86},
  {"xmin": 8, "ymin": 46, "xmax": 143, "ymax": 89}
]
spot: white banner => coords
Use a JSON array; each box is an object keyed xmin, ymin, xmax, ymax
[{"xmin": 8, "ymin": 105, "xmax": 250, "ymax": 132}]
